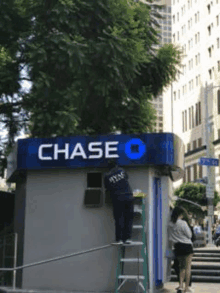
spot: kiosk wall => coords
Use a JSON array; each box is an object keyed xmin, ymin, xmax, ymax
[{"xmin": 7, "ymin": 133, "xmax": 184, "ymax": 292}]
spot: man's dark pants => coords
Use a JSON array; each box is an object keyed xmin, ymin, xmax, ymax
[{"xmin": 112, "ymin": 197, "xmax": 134, "ymax": 242}]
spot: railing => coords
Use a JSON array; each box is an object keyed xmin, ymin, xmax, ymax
[
  {"xmin": 0, "ymin": 233, "xmax": 17, "ymax": 289},
  {"xmin": 0, "ymin": 241, "xmax": 113, "ymax": 290}
]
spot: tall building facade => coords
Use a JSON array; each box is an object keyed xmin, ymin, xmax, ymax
[
  {"xmin": 163, "ymin": 0, "xmax": 220, "ymax": 192},
  {"xmin": 151, "ymin": 0, "xmax": 172, "ymax": 133}
]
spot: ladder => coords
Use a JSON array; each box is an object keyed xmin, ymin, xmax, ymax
[{"xmin": 115, "ymin": 197, "xmax": 149, "ymax": 293}]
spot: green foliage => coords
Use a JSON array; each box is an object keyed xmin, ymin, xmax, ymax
[
  {"xmin": 0, "ymin": 0, "xmax": 182, "ymax": 159},
  {"xmin": 174, "ymin": 182, "xmax": 220, "ymax": 221}
]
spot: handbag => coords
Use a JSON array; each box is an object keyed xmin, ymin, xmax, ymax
[{"xmin": 166, "ymin": 249, "xmax": 175, "ymax": 259}]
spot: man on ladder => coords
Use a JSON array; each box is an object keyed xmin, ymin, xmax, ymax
[{"xmin": 104, "ymin": 159, "xmax": 134, "ymax": 245}]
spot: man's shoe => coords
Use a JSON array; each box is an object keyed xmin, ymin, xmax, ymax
[
  {"xmin": 112, "ymin": 240, "xmax": 123, "ymax": 245},
  {"xmin": 124, "ymin": 239, "xmax": 132, "ymax": 244}
]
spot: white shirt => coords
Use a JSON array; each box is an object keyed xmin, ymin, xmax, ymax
[
  {"xmin": 168, "ymin": 219, "xmax": 192, "ymax": 245},
  {"xmin": 193, "ymin": 225, "xmax": 202, "ymax": 234}
]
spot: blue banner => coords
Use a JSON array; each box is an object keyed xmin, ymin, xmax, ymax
[{"xmin": 16, "ymin": 133, "xmax": 174, "ymax": 170}]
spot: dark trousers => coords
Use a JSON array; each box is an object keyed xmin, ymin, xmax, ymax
[
  {"xmin": 173, "ymin": 258, "xmax": 192, "ymax": 286},
  {"xmin": 112, "ymin": 198, "xmax": 134, "ymax": 242}
]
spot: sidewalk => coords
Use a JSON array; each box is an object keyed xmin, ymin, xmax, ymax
[{"xmin": 161, "ymin": 282, "xmax": 220, "ymax": 293}]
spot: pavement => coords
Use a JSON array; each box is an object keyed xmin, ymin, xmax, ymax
[{"xmin": 161, "ymin": 282, "xmax": 220, "ymax": 293}]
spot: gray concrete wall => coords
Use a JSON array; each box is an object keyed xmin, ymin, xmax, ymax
[
  {"xmin": 22, "ymin": 167, "xmax": 151, "ymax": 292},
  {"xmin": 14, "ymin": 177, "xmax": 27, "ymax": 288}
]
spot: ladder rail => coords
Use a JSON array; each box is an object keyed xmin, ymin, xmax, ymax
[{"xmin": 115, "ymin": 197, "xmax": 150, "ymax": 293}]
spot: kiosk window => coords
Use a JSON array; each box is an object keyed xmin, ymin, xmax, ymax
[
  {"xmin": 87, "ymin": 173, "xmax": 102, "ymax": 188},
  {"xmin": 84, "ymin": 173, "xmax": 103, "ymax": 207}
]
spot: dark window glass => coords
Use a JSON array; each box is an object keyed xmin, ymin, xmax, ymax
[
  {"xmin": 195, "ymin": 103, "xmax": 198, "ymax": 126},
  {"xmin": 199, "ymin": 165, "xmax": 203, "ymax": 178},
  {"xmin": 198, "ymin": 101, "xmax": 201, "ymax": 124},
  {"xmin": 87, "ymin": 173, "xmax": 102, "ymax": 188},
  {"xmin": 187, "ymin": 143, "xmax": 191, "ymax": 152},
  {"xmin": 187, "ymin": 166, "xmax": 191, "ymax": 182},
  {"xmin": 218, "ymin": 90, "xmax": 220, "ymax": 114},
  {"xmin": 193, "ymin": 140, "xmax": 197, "ymax": 149},
  {"xmin": 182, "ymin": 111, "xmax": 185, "ymax": 132},
  {"xmin": 193, "ymin": 164, "xmax": 197, "ymax": 180}
]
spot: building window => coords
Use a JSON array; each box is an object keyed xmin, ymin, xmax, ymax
[
  {"xmin": 185, "ymin": 110, "xmax": 187, "ymax": 131},
  {"xmin": 189, "ymin": 108, "xmax": 191, "ymax": 129},
  {"xmin": 218, "ymin": 90, "xmax": 220, "ymax": 114},
  {"xmin": 183, "ymin": 170, "xmax": 186, "ymax": 183},
  {"xmin": 182, "ymin": 111, "xmax": 185, "ymax": 132},
  {"xmin": 174, "ymin": 91, "xmax": 176, "ymax": 100},
  {"xmin": 193, "ymin": 140, "xmax": 197, "ymax": 150},
  {"xmin": 187, "ymin": 166, "xmax": 191, "ymax": 182},
  {"xmin": 218, "ymin": 61, "xmax": 220, "ymax": 72},
  {"xmin": 198, "ymin": 32, "xmax": 200, "ymax": 42},
  {"xmin": 195, "ymin": 13, "xmax": 197, "ymax": 23},
  {"xmin": 199, "ymin": 165, "xmax": 203, "ymax": 178},
  {"xmin": 208, "ymin": 47, "xmax": 212, "ymax": 57},
  {"xmin": 193, "ymin": 164, "xmax": 198, "ymax": 181},
  {"xmin": 173, "ymin": 15, "xmax": 175, "ymax": 24},
  {"xmin": 198, "ymin": 101, "xmax": 201, "ymax": 124},
  {"xmin": 208, "ymin": 4, "xmax": 211, "ymax": 14},
  {"xmin": 217, "ymin": 38, "xmax": 220, "ymax": 48},
  {"xmin": 178, "ymin": 90, "xmax": 180, "ymax": 99},
  {"xmin": 191, "ymin": 105, "xmax": 194, "ymax": 128},
  {"xmin": 195, "ymin": 103, "xmax": 198, "ymax": 126},
  {"xmin": 209, "ymin": 69, "xmax": 213, "ymax": 79},
  {"xmin": 177, "ymin": 12, "xmax": 179, "ymax": 21},
  {"xmin": 217, "ymin": 15, "xmax": 219, "ymax": 26},
  {"xmin": 198, "ymin": 138, "xmax": 202, "ymax": 147},
  {"xmin": 196, "ymin": 76, "xmax": 198, "ymax": 86},
  {"xmin": 187, "ymin": 143, "xmax": 191, "ymax": 152},
  {"xmin": 208, "ymin": 25, "xmax": 211, "ymax": 36}
]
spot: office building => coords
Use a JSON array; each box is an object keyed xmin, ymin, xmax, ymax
[{"xmin": 163, "ymin": 0, "xmax": 220, "ymax": 192}]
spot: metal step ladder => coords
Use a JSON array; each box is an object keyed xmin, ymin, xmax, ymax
[{"xmin": 115, "ymin": 198, "xmax": 149, "ymax": 293}]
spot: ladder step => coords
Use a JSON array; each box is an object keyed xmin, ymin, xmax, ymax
[
  {"xmin": 121, "ymin": 258, "xmax": 144, "ymax": 262},
  {"xmin": 133, "ymin": 225, "xmax": 143, "ymax": 229},
  {"xmin": 118, "ymin": 275, "xmax": 145, "ymax": 280},
  {"xmin": 134, "ymin": 206, "xmax": 142, "ymax": 213},
  {"xmin": 123, "ymin": 241, "xmax": 143, "ymax": 246}
]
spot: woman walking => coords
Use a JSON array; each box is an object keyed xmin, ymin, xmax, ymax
[{"xmin": 168, "ymin": 206, "xmax": 194, "ymax": 293}]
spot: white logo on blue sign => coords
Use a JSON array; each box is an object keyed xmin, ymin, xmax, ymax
[{"xmin": 125, "ymin": 138, "xmax": 146, "ymax": 160}]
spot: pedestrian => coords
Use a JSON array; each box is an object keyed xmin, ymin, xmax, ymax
[
  {"xmin": 214, "ymin": 221, "xmax": 220, "ymax": 240},
  {"xmin": 193, "ymin": 221, "xmax": 202, "ymax": 235},
  {"xmin": 104, "ymin": 159, "xmax": 134, "ymax": 245},
  {"xmin": 172, "ymin": 209, "xmax": 195, "ymax": 291},
  {"xmin": 168, "ymin": 206, "xmax": 194, "ymax": 293}
]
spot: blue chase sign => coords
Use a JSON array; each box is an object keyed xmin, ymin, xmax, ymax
[{"xmin": 7, "ymin": 133, "xmax": 184, "ymax": 181}]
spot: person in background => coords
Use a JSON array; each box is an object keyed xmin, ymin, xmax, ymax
[
  {"xmin": 193, "ymin": 222, "xmax": 202, "ymax": 235},
  {"xmin": 214, "ymin": 221, "xmax": 220, "ymax": 241},
  {"xmin": 168, "ymin": 206, "xmax": 194, "ymax": 293},
  {"xmin": 104, "ymin": 160, "xmax": 134, "ymax": 245},
  {"xmin": 172, "ymin": 209, "xmax": 195, "ymax": 291}
]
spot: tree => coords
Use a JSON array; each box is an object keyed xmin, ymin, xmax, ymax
[
  {"xmin": 174, "ymin": 182, "xmax": 220, "ymax": 222},
  {"xmin": 0, "ymin": 0, "xmax": 182, "ymax": 161}
]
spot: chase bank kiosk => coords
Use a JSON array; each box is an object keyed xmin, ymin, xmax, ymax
[{"xmin": 7, "ymin": 133, "xmax": 184, "ymax": 293}]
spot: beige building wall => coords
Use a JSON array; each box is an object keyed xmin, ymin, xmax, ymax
[{"xmin": 163, "ymin": 0, "xmax": 220, "ymax": 192}]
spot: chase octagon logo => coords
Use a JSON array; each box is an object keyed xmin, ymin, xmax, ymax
[{"xmin": 125, "ymin": 138, "xmax": 146, "ymax": 160}]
